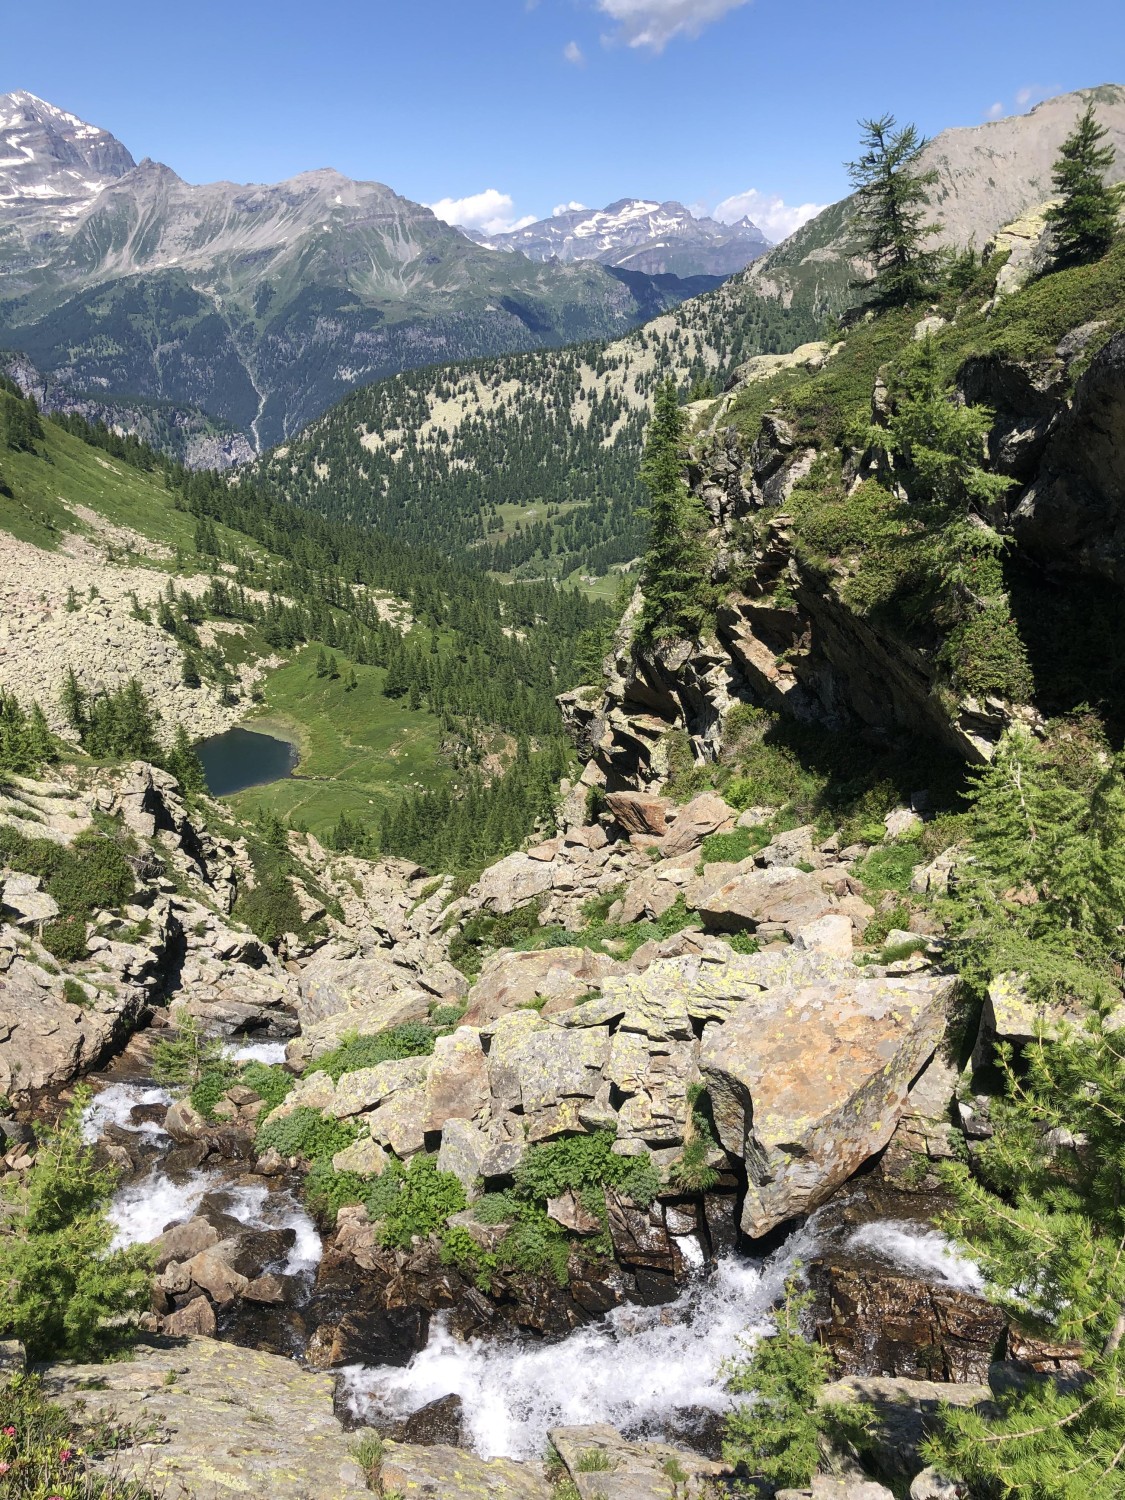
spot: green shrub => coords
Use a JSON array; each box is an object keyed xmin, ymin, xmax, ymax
[
  {"xmin": 723, "ymin": 1276, "xmax": 862, "ymax": 1489},
  {"xmin": 0, "ymin": 1089, "xmax": 153, "ymax": 1361},
  {"xmin": 255, "ymin": 1106, "xmax": 358, "ymax": 1165},
  {"xmin": 152, "ymin": 1012, "xmax": 229, "ymax": 1088},
  {"xmin": 62, "ymin": 977, "xmax": 89, "ymax": 1007},
  {"xmin": 234, "ymin": 869, "xmax": 304, "ymax": 945},
  {"xmin": 699, "ymin": 827, "xmax": 754, "ymax": 865},
  {"xmin": 514, "ymin": 1131, "xmax": 660, "ymax": 1208},
  {"xmin": 240, "ymin": 1061, "xmax": 294, "ymax": 1109},
  {"xmin": 308, "ymin": 1023, "xmax": 437, "ymax": 1083},
  {"xmin": 0, "ymin": 1373, "xmax": 160, "ymax": 1499},
  {"xmin": 40, "ymin": 914, "xmax": 88, "ymax": 961},
  {"xmin": 190, "ymin": 1067, "xmax": 238, "ymax": 1120},
  {"xmin": 364, "ymin": 1154, "xmax": 467, "ymax": 1249},
  {"xmin": 304, "ymin": 1160, "xmax": 367, "ymax": 1219}
]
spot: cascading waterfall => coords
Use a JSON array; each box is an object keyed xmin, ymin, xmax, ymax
[
  {"xmin": 81, "ymin": 1077, "xmax": 984, "ymax": 1465},
  {"xmin": 83, "ymin": 1078, "xmax": 322, "ymax": 1276},
  {"xmin": 342, "ymin": 1224, "xmax": 820, "ymax": 1460}
]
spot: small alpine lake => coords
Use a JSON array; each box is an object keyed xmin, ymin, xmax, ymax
[{"xmin": 196, "ymin": 725, "xmax": 299, "ymax": 797}]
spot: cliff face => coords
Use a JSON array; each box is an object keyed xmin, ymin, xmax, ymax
[{"xmin": 565, "ymin": 230, "xmax": 1125, "ymax": 792}]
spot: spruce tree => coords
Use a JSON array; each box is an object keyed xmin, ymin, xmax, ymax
[
  {"xmin": 847, "ymin": 115, "xmax": 941, "ymax": 304},
  {"xmin": 1046, "ymin": 102, "xmax": 1121, "ymax": 264},
  {"xmin": 638, "ymin": 379, "xmax": 711, "ymax": 642}
]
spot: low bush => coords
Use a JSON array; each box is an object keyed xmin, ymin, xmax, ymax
[
  {"xmin": 364, "ymin": 1154, "xmax": 467, "ymax": 1250},
  {"xmin": 239, "ymin": 1061, "xmax": 294, "ymax": 1109},
  {"xmin": 255, "ymin": 1106, "xmax": 357, "ymax": 1165},
  {"xmin": 308, "ymin": 1023, "xmax": 437, "ymax": 1082},
  {"xmin": 40, "ymin": 915, "xmax": 88, "ymax": 961}
]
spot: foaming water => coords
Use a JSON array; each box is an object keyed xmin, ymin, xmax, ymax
[
  {"xmin": 211, "ymin": 1181, "xmax": 322, "ymax": 1275},
  {"xmin": 82, "ymin": 1083, "xmax": 172, "ymax": 1143},
  {"xmin": 226, "ymin": 1040, "xmax": 289, "ymax": 1066},
  {"xmin": 107, "ymin": 1168, "xmax": 321, "ymax": 1274},
  {"xmin": 108, "ymin": 1170, "xmax": 211, "ymax": 1250},
  {"xmin": 343, "ymin": 1225, "xmax": 817, "ymax": 1460},
  {"xmin": 846, "ymin": 1220, "xmax": 985, "ymax": 1293}
]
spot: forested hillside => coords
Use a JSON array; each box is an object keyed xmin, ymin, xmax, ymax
[
  {"xmin": 0, "ymin": 379, "xmax": 609, "ymax": 867},
  {"xmin": 264, "ymin": 276, "xmax": 817, "ymax": 582}
]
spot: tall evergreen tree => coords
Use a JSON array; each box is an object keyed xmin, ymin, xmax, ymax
[
  {"xmin": 638, "ymin": 379, "xmax": 712, "ymax": 642},
  {"xmin": 847, "ymin": 115, "xmax": 941, "ymax": 304},
  {"xmin": 1046, "ymin": 102, "xmax": 1121, "ymax": 264}
]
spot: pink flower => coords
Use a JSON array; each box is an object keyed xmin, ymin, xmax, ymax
[
  {"xmin": 0, "ymin": 1461, "xmax": 10, "ymax": 1475},
  {"xmin": 59, "ymin": 1447, "xmax": 75, "ymax": 1463},
  {"xmin": 1, "ymin": 1427, "xmax": 14, "ymax": 1437}
]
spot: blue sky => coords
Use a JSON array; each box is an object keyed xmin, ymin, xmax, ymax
[{"xmin": 3, "ymin": 0, "xmax": 1122, "ymax": 240}]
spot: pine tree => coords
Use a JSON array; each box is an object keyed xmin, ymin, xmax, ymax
[
  {"xmin": 1046, "ymin": 102, "xmax": 1121, "ymax": 264},
  {"xmin": 166, "ymin": 725, "xmax": 207, "ymax": 798},
  {"xmin": 60, "ymin": 668, "xmax": 86, "ymax": 735},
  {"xmin": 847, "ymin": 115, "xmax": 942, "ymax": 304},
  {"xmin": 314, "ymin": 647, "xmax": 329, "ymax": 678},
  {"xmin": 638, "ymin": 379, "xmax": 712, "ymax": 642},
  {"xmin": 181, "ymin": 652, "xmax": 201, "ymax": 688}
]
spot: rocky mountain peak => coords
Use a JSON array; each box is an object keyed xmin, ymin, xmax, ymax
[
  {"xmin": 0, "ymin": 90, "xmax": 136, "ymax": 223},
  {"xmin": 482, "ymin": 196, "xmax": 772, "ymax": 278}
]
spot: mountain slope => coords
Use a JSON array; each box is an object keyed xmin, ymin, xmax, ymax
[
  {"xmin": 743, "ymin": 83, "xmax": 1125, "ymax": 314},
  {"xmin": 482, "ymin": 198, "xmax": 771, "ymax": 278},
  {"xmin": 0, "ymin": 95, "xmax": 715, "ymax": 450},
  {"xmin": 265, "ymin": 85, "xmax": 1125, "ymax": 587}
]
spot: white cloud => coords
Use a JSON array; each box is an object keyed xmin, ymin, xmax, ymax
[
  {"xmin": 563, "ymin": 39, "xmax": 585, "ymax": 64},
  {"xmin": 596, "ymin": 0, "xmax": 752, "ymax": 52},
  {"xmin": 712, "ymin": 187, "xmax": 826, "ymax": 244},
  {"xmin": 1015, "ymin": 85, "xmax": 1035, "ymax": 106},
  {"xmin": 553, "ymin": 200, "xmax": 588, "ymax": 217},
  {"xmin": 984, "ymin": 101, "xmax": 1005, "ymax": 120},
  {"xmin": 427, "ymin": 189, "xmax": 537, "ymax": 237}
]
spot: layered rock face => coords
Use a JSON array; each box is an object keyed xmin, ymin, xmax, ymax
[{"xmin": 266, "ymin": 943, "xmax": 955, "ymax": 1243}]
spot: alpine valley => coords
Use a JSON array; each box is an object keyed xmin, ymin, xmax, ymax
[{"xmin": 2, "ymin": 68, "xmax": 1125, "ymax": 1500}]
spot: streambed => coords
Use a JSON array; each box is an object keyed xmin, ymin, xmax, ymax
[{"xmin": 84, "ymin": 1054, "xmax": 985, "ymax": 1463}]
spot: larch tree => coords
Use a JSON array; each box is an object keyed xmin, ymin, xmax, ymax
[
  {"xmin": 638, "ymin": 379, "xmax": 712, "ymax": 642},
  {"xmin": 847, "ymin": 114, "xmax": 941, "ymax": 304}
]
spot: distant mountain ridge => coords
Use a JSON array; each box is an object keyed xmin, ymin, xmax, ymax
[
  {"xmin": 478, "ymin": 198, "xmax": 771, "ymax": 278},
  {"xmin": 0, "ymin": 94, "xmax": 720, "ymax": 451}
]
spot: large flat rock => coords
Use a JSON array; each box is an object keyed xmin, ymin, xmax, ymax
[
  {"xmin": 379, "ymin": 1441, "xmax": 552, "ymax": 1499},
  {"xmin": 42, "ymin": 1337, "xmax": 371, "ymax": 1499}
]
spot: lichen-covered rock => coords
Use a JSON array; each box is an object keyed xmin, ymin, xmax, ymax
[
  {"xmin": 378, "ymin": 1442, "xmax": 552, "ymax": 1499},
  {"xmin": 550, "ymin": 1422, "xmax": 729, "ymax": 1500},
  {"xmin": 465, "ymin": 946, "xmax": 624, "ymax": 1025},
  {"xmin": 42, "ymin": 1337, "xmax": 373, "ymax": 1500},
  {"xmin": 425, "ymin": 1027, "xmax": 490, "ymax": 1129},
  {"xmin": 700, "ymin": 969, "xmax": 957, "ymax": 1236}
]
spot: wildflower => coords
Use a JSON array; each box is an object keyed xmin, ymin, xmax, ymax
[
  {"xmin": 2, "ymin": 1426, "xmax": 14, "ymax": 1437},
  {"xmin": 59, "ymin": 1446, "xmax": 75, "ymax": 1462},
  {"xmin": 0, "ymin": 1461, "xmax": 10, "ymax": 1475}
]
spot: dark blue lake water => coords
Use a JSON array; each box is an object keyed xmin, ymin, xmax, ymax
[{"xmin": 197, "ymin": 727, "xmax": 299, "ymax": 796}]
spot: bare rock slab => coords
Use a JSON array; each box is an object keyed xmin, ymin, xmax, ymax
[
  {"xmin": 42, "ymin": 1337, "xmax": 372, "ymax": 1499},
  {"xmin": 700, "ymin": 971, "xmax": 957, "ymax": 1236},
  {"xmin": 379, "ymin": 1440, "xmax": 552, "ymax": 1499}
]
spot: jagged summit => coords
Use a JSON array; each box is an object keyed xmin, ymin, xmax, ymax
[
  {"xmin": 482, "ymin": 196, "xmax": 771, "ymax": 278},
  {"xmin": 0, "ymin": 89, "xmax": 135, "ymax": 223}
]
